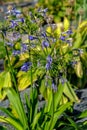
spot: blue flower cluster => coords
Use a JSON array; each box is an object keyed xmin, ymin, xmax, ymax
[
  {"xmin": 60, "ymin": 29, "xmax": 73, "ymax": 46},
  {"xmin": 6, "ymin": 8, "xmax": 21, "ymax": 17},
  {"xmin": 21, "ymin": 62, "xmax": 32, "ymax": 72},
  {"xmin": 12, "ymin": 43, "xmax": 28, "ymax": 56},
  {"xmin": 10, "ymin": 20, "xmax": 18, "ymax": 28},
  {"xmin": 12, "ymin": 50, "xmax": 21, "ymax": 56},
  {"xmin": 6, "ymin": 42, "xmax": 13, "ymax": 47},
  {"xmin": 21, "ymin": 43, "xmax": 28, "ymax": 53}
]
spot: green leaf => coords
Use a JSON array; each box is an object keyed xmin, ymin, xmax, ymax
[
  {"xmin": 6, "ymin": 88, "xmax": 28, "ymax": 130},
  {"xmin": 0, "ymin": 125, "xmax": 7, "ymax": 130},
  {"xmin": 0, "ymin": 71, "xmax": 12, "ymax": 100},
  {"xmin": 64, "ymin": 17, "xmax": 70, "ymax": 31},
  {"xmin": 0, "ymin": 116, "xmax": 23, "ymax": 130},
  {"xmin": 17, "ymin": 71, "xmax": 34, "ymax": 91},
  {"xmin": 64, "ymin": 114, "xmax": 78, "ymax": 129},
  {"xmin": 17, "ymin": 68, "xmax": 44, "ymax": 91},
  {"xmin": 73, "ymin": 32, "xmax": 82, "ymax": 48},
  {"xmin": 0, "ymin": 41, "xmax": 6, "ymax": 59},
  {"xmin": 74, "ymin": 61, "xmax": 83, "ymax": 78},
  {"xmin": 63, "ymin": 82, "xmax": 79, "ymax": 102},
  {"xmin": 45, "ymin": 102, "xmax": 72, "ymax": 130},
  {"xmin": 53, "ymin": 83, "xmax": 64, "ymax": 111},
  {"xmin": 78, "ymin": 110, "xmax": 87, "ymax": 118},
  {"xmin": 31, "ymin": 112, "xmax": 41, "ymax": 129}
]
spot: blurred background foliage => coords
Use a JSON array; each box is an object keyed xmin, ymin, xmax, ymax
[
  {"xmin": 0, "ymin": 0, "xmax": 87, "ymax": 23},
  {"xmin": 37, "ymin": 0, "xmax": 87, "ymax": 23}
]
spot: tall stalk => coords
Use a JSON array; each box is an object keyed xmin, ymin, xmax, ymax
[{"xmin": 2, "ymin": 32, "xmax": 29, "ymax": 130}]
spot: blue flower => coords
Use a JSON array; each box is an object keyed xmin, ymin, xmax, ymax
[
  {"xmin": 38, "ymin": 8, "xmax": 48, "ymax": 13},
  {"xmin": 60, "ymin": 77, "xmax": 67, "ymax": 84},
  {"xmin": 10, "ymin": 20, "xmax": 18, "ymax": 28},
  {"xmin": 45, "ymin": 55, "xmax": 52, "ymax": 70},
  {"xmin": 6, "ymin": 42, "xmax": 13, "ymax": 47},
  {"xmin": 42, "ymin": 41, "xmax": 49, "ymax": 48},
  {"xmin": 21, "ymin": 43, "xmax": 28, "ymax": 53},
  {"xmin": 28, "ymin": 35, "xmax": 37, "ymax": 40},
  {"xmin": 12, "ymin": 50, "xmax": 21, "ymax": 56},
  {"xmin": 12, "ymin": 8, "xmax": 21, "ymax": 16},
  {"xmin": 66, "ymin": 30, "xmax": 72, "ymax": 35},
  {"xmin": 60, "ymin": 36, "xmax": 66, "ymax": 41},
  {"xmin": 21, "ymin": 62, "xmax": 32, "ymax": 72},
  {"xmin": 52, "ymin": 82, "xmax": 57, "ymax": 92},
  {"xmin": 41, "ymin": 32, "xmax": 47, "ymax": 38},
  {"xmin": 45, "ymin": 62, "xmax": 51, "ymax": 70},
  {"xmin": 13, "ymin": 9, "xmax": 21, "ymax": 15},
  {"xmin": 47, "ymin": 55, "xmax": 52, "ymax": 64},
  {"xmin": 15, "ymin": 18, "xmax": 25, "ymax": 23},
  {"xmin": 6, "ymin": 8, "xmax": 21, "ymax": 17}
]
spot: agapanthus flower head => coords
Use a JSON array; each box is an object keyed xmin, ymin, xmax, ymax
[
  {"xmin": 28, "ymin": 35, "xmax": 38, "ymax": 40},
  {"xmin": 21, "ymin": 62, "xmax": 32, "ymax": 72},
  {"xmin": 42, "ymin": 40, "xmax": 49, "ymax": 48}
]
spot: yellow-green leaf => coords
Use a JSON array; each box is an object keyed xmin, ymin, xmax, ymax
[
  {"xmin": 64, "ymin": 17, "xmax": 70, "ymax": 31},
  {"xmin": 0, "ymin": 71, "xmax": 12, "ymax": 100},
  {"xmin": 74, "ymin": 61, "xmax": 83, "ymax": 78},
  {"xmin": 63, "ymin": 82, "xmax": 79, "ymax": 102}
]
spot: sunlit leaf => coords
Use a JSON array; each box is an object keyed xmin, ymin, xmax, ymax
[
  {"xmin": 0, "ymin": 71, "xmax": 12, "ymax": 100},
  {"xmin": 6, "ymin": 88, "xmax": 28, "ymax": 129},
  {"xmin": 73, "ymin": 32, "xmax": 82, "ymax": 48},
  {"xmin": 74, "ymin": 61, "xmax": 83, "ymax": 78},
  {"xmin": 63, "ymin": 82, "xmax": 79, "ymax": 102},
  {"xmin": 64, "ymin": 17, "xmax": 70, "ymax": 31}
]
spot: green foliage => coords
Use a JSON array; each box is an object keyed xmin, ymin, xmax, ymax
[
  {"xmin": 0, "ymin": 4, "xmax": 87, "ymax": 130},
  {"xmin": 0, "ymin": 41, "xmax": 6, "ymax": 59},
  {"xmin": 38, "ymin": 0, "xmax": 87, "ymax": 22},
  {"xmin": 0, "ymin": 87, "xmax": 72, "ymax": 130}
]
